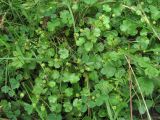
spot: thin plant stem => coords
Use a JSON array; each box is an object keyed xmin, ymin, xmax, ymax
[
  {"xmin": 66, "ymin": 1, "xmax": 76, "ymax": 41},
  {"xmin": 125, "ymin": 55, "xmax": 152, "ymax": 120}
]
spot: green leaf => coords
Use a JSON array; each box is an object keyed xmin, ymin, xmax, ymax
[
  {"xmin": 48, "ymin": 81, "xmax": 56, "ymax": 88},
  {"xmin": 51, "ymin": 70, "xmax": 60, "ymax": 79},
  {"xmin": 115, "ymin": 68, "xmax": 126, "ymax": 78},
  {"xmin": 47, "ymin": 48, "xmax": 55, "ymax": 57},
  {"xmin": 65, "ymin": 88, "xmax": 73, "ymax": 97},
  {"xmin": 138, "ymin": 104, "xmax": 146, "ymax": 115},
  {"xmin": 81, "ymin": 28, "xmax": 91, "ymax": 39},
  {"xmin": 93, "ymin": 28, "xmax": 101, "ymax": 37},
  {"xmin": 32, "ymin": 85, "xmax": 44, "ymax": 95},
  {"xmin": 98, "ymin": 109, "xmax": 107, "ymax": 117},
  {"xmin": 84, "ymin": 42, "xmax": 93, "ymax": 52},
  {"xmin": 95, "ymin": 97, "xmax": 104, "ymax": 106},
  {"xmin": 1, "ymin": 86, "xmax": 10, "ymax": 93},
  {"xmin": 96, "ymin": 42, "xmax": 104, "ymax": 52},
  {"xmin": 149, "ymin": 5, "xmax": 160, "ymax": 20},
  {"xmin": 140, "ymin": 29, "xmax": 148, "ymax": 36},
  {"xmin": 32, "ymin": 78, "xmax": 44, "ymax": 95},
  {"xmin": 76, "ymin": 37, "xmax": 85, "ymax": 46},
  {"xmin": 50, "ymin": 104, "xmax": 62, "ymax": 113},
  {"xmin": 73, "ymin": 98, "xmax": 82, "ymax": 110},
  {"xmin": 83, "ymin": 116, "xmax": 92, "ymax": 120},
  {"xmin": 147, "ymin": 0, "xmax": 153, "ymax": 3},
  {"xmin": 0, "ymin": 36, "xmax": 10, "ymax": 48},
  {"xmin": 59, "ymin": 48, "xmax": 69, "ymax": 59},
  {"xmin": 155, "ymin": 106, "xmax": 160, "ymax": 113},
  {"xmin": 137, "ymin": 100, "xmax": 153, "ymax": 115},
  {"xmin": 103, "ymin": 5, "xmax": 111, "ymax": 12},
  {"xmin": 47, "ymin": 19, "xmax": 60, "ymax": 32},
  {"xmin": 95, "ymin": 81, "xmax": 113, "ymax": 95},
  {"xmin": 9, "ymin": 78, "xmax": 20, "ymax": 89},
  {"xmin": 53, "ymin": 60, "xmax": 61, "ymax": 68},
  {"xmin": 63, "ymin": 102, "xmax": 72, "ymax": 112},
  {"xmin": 24, "ymin": 103, "xmax": 33, "ymax": 115},
  {"xmin": 8, "ymin": 90, "xmax": 15, "ymax": 97},
  {"xmin": 120, "ymin": 20, "xmax": 138, "ymax": 36},
  {"xmin": 134, "ymin": 36, "xmax": 149, "ymax": 50},
  {"xmin": 145, "ymin": 66, "xmax": 159, "ymax": 78},
  {"xmin": 88, "ymin": 101, "xmax": 96, "ymax": 108},
  {"xmin": 11, "ymin": 49, "xmax": 25, "ymax": 68},
  {"xmin": 81, "ymin": 105, "xmax": 87, "ymax": 113},
  {"xmin": 69, "ymin": 74, "xmax": 80, "ymax": 83},
  {"xmin": 47, "ymin": 113, "xmax": 62, "ymax": 120},
  {"xmin": 101, "ymin": 63, "xmax": 116, "ymax": 78},
  {"xmin": 82, "ymin": 0, "xmax": 97, "ymax": 5},
  {"xmin": 138, "ymin": 77, "xmax": 154, "ymax": 96},
  {"xmin": 89, "ymin": 71, "xmax": 99, "ymax": 81},
  {"xmin": 48, "ymin": 95, "xmax": 58, "ymax": 103},
  {"xmin": 62, "ymin": 72, "xmax": 80, "ymax": 83},
  {"xmin": 113, "ymin": 5, "xmax": 123, "ymax": 16},
  {"xmin": 81, "ymin": 87, "xmax": 90, "ymax": 96},
  {"xmin": 109, "ymin": 94, "xmax": 121, "ymax": 105},
  {"xmin": 60, "ymin": 10, "xmax": 72, "ymax": 26},
  {"xmin": 102, "ymin": 16, "xmax": 110, "ymax": 29}
]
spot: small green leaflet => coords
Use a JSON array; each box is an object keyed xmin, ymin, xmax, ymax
[
  {"xmin": 51, "ymin": 70, "xmax": 60, "ymax": 79},
  {"xmin": 96, "ymin": 42, "xmax": 104, "ymax": 52},
  {"xmin": 1, "ymin": 86, "xmax": 10, "ymax": 93},
  {"xmin": 120, "ymin": 19, "xmax": 138, "ymax": 36},
  {"xmin": 76, "ymin": 37, "xmax": 85, "ymax": 46},
  {"xmin": 88, "ymin": 101, "xmax": 96, "ymax": 108},
  {"xmin": 48, "ymin": 95, "xmax": 58, "ymax": 103},
  {"xmin": 81, "ymin": 87, "xmax": 90, "ymax": 96},
  {"xmin": 47, "ymin": 113, "xmax": 62, "ymax": 120},
  {"xmin": 93, "ymin": 28, "xmax": 101, "ymax": 37},
  {"xmin": 134, "ymin": 36, "xmax": 149, "ymax": 50},
  {"xmin": 95, "ymin": 81, "xmax": 113, "ymax": 95},
  {"xmin": 9, "ymin": 78, "xmax": 20, "ymax": 89},
  {"xmin": 47, "ymin": 19, "xmax": 60, "ymax": 32},
  {"xmin": 48, "ymin": 81, "xmax": 56, "ymax": 88},
  {"xmin": 63, "ymin": 102, "xmax": 73, "ymax": 112},
  {"xmin": 84, "ymin": 42, "xmax": 93, "ymax": 52},
  {"xmin": 60, "ymin": 10, "xmax": 73, "ymax": 26},
  {"xmin": 50, "ymin": 104, "xmax": 62, "ymax": 113},
  {"xmin": 73, "ymin": 98, "xmax": 82, "ymax": 110},
  {"xmin": 98, "ymin": 109, "xmax": 107, "ymax": 117},
  {"xmin": 82, "ymin": 0, "xmax": 97, "ymax": 5},
  {"xmin": 65, "ymin": 88, "xmax": 73, "ymax": 97},
  {"xmin": 0, "ymin": 36, "xmax": 10, "ymax": 48},
  {"xmin": 102, "ymin": 16, "xmax": 110, "ymax": 29},
  {"xmin": 137, "ymin": 100, "xmax": 153, "ymax": 115},
  {"xmin": 138, "ymin": 77, "xmax": 154, "ymax": 96},
  {"xmin": 145, "ymin": 67, "xmax": 159, "ymax": 78},
  {"xmin": 59, "ymin": 48, "xmax": 69, "ymax": 59},
  {"xmin": 101, "ymin": 63, "xmax": 116, "ymax": 78},
  {"xmin": 103, "ymin": 5, "xmax": 111, "ymax": 13},
  {"xmin": 149, "ymin": 5, "xmax": 160, "ymax": 20},
  {"xmin": 62, "ymin": 72, "xmax": 80, "ymax": 83},
  {"xmin": 24, "ymin": 103, "xmax": 33, "ymax": 115}
]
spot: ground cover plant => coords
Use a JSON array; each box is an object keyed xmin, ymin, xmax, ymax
[{"xmin": 0, "ymin": 0, "xmax": 160, "ymax": 119}]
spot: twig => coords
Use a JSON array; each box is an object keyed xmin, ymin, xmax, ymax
[
  {"xmin": 0, "ymin": 12, "xmax": 7, "ymax": 28},
  {"xmin": 127, "ymin": 56, "xmax": 133, "ymax": 120},
  {"xmin": 84, "ymin": 73, "xmax": 91, "ymax": 116},
  {"xmin": 125, "ymin": 55, "xmax": 152, "ymax": 120}
]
